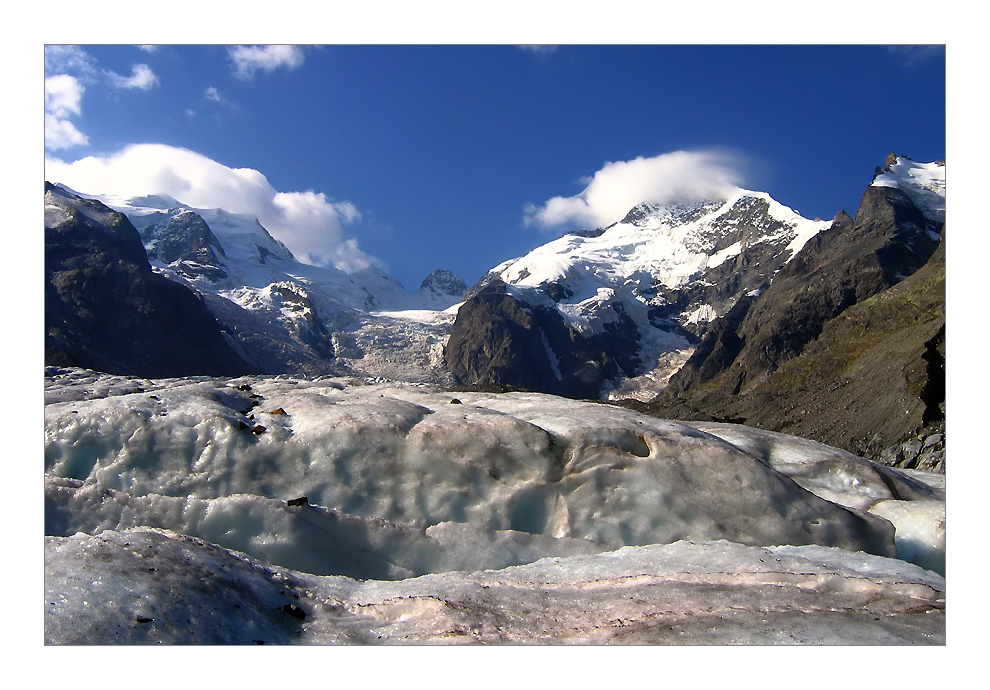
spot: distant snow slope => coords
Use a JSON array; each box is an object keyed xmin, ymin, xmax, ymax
[
  {"xmin": 872, "ymin": 156, "xmax": 945, "ymax": 223},
  {"xmin": 44, "ymin": 368, "xmax": 945, "ymax": 644}
]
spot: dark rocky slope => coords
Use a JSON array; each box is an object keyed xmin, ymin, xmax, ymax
[
  {"xmin": 45, "ymin": 183, "xmax": 258, "ymax": 378},
  {"xmin": 444, "ymin": 279, "xmax": 637, "ymax": 399},
  {"xmin": 628, "ymin": 181, "xmax": 944, "ymax": 469}
]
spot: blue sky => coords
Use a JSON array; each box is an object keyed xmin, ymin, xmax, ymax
[{"xmin": 44, "ymin": 43, "xmax": 946, "ymax": 290}]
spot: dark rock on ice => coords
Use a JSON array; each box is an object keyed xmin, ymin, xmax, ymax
[{"xmin": 281, "ymin": 604, "xmax": 306, "ymax": 620}]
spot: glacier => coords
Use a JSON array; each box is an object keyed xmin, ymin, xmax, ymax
[
  {"xmin": 45, "ymin": 528, "xmax": 944, "ymax": 645},
  {"xmin": 44, "ymin": 367, "xmax": 945, "ymax": 644}
]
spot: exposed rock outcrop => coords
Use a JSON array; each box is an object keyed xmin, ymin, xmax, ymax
[
  {"xmin": 444, "ymin": 280, "xmax": 639, "ymax": 398},
  {"xmin": 139, "ymin": 210, "xmax": 228, "ymax": 282}
]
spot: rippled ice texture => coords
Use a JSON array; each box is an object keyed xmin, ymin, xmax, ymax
[{"xmin": 44, "ymin": 368, "xmax": 946, "ymax": 644}]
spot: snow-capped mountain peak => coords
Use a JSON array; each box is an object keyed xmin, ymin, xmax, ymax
[
  {"xmin": 493, "ymin": 189, "xmax": 828, "ymax": 299},
  {"xmin": 421, "ymin": 268, "xmax": 469, "ymax": 299},
  {"xmin": 115, "ymin": 199, "xmax": 295, "ymax": 270},
  {"xmin": 448, "ymin": 187, "xmax": 834, "ymax": 400},
  {"xmin": 872, "ymin": 155, "xmax": 945, "ymax": 223}
]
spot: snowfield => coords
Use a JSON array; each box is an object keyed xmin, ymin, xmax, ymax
[
  {"xmin": 44, "ymin": 368, "xmax": 945, "ymax": 644},
  {"xmin": 495, "ymin": 189, "xmax": 827, "ymax": 296},
  {"xmin": 872, "ymin": 157, "xmax": 945, "ymax": 223}
]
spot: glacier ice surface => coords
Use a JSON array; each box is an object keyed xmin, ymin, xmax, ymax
[
  {"xmin": 43, "ymin": 368, "xmax": 947, "ymax": 644},
  {"xmin": 44, "ymin": 528, "xmax": 945, "ymax": 645}
]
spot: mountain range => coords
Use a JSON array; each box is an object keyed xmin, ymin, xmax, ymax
[
  {"xmin": 43, "ymin": 154, "xmax": 948, "ymax": 645},
  {"xmin": 45, "ymin": 183, "xmax": 467, "ymax": 382},
  {"xmin": 44, "ymin": 154, "xmax": 945, "ymax": 468}
]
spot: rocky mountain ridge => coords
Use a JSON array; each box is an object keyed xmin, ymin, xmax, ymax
[{"xmin": 631, "ymin": 156, "xmax": 945, "ymax": 468}]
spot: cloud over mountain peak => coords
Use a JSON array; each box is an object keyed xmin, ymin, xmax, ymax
[
  {"xmin": 525, "ymin": 149, "xmax": 750, "ymax": 232},
  {"xmin": 44, "ymin": 143, "xmax": 374, "ymax": 273}
]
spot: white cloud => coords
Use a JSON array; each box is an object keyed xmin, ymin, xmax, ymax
[
  {"xmin": 524, "ymin": 150, "xmax": 749, "ymax": 231},
  {"xmin": 44, "ymin": 46, "xmax": 158, "ymax": 151},
  {"xmin": 45, "ymin": 45, "xmax": 98, "ymax": 79},
  {"xmin": 45, "ymin": 144, "xmax": 375, "ymax": 273},
  {"xmin": 107, "ymin": 63, "xmax": 159, "ymax": 90},
  {"xmin": 45, "ymin": 113, "xmax": 89, "ymax": 150},
  {"xmin": 45, "ymin": 74, "xmax": 83, "ymax": 118},
  {"xmin": 45, "ymin": 75, "xmax": 88, "ymax": 150},
  {"xmin": 229, "ymin": 45, "xmax": 305, "ymax": 80},
  {"xmin": 201, "ymin": 86, "xmax": 236, "ymax": 111},
  {"xmin": 44, "ymin": 47, "xmax": 95, "ymax": 151}
]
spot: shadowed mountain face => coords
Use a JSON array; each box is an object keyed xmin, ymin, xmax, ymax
[
  {"xmin": 45, "ymin": 183, "xmax": 258, "ymax": 378},
  {"xmin": 443, "ymin": 280, "xmax": 636, "ymax": 399},
  {"xmin": 632, "ymin": 179, "xmax": 944, "ymax": 463}
]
